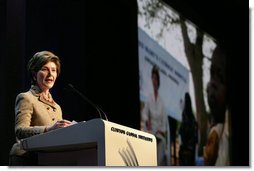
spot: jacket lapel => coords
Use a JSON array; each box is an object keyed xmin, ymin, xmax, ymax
[
  {"xmin": 30, "ymin": 85, "xmax": 57, "ymax": 109},
  {"xmin": 38, "ymin": 95, "xmax": 57, "ymax": 109}
]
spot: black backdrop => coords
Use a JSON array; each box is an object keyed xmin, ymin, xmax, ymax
[
  {"xmin": 24, "ymin": 0, "xmax": 140, "ymax": 124},
  {"xmin": 0, "ymin": 0, "xmax": 249, "ymax": 166}
]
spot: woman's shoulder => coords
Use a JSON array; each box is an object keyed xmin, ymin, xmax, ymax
[
  {"xmin": 16, "ymin": 90, "xmax": 33, "ymax": 98},
  {"xmin": 15, "ymin": 90, "xmax": 35, "ymax": 102}
]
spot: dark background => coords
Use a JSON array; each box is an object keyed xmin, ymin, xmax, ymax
[{"xmin": 0, "ymin": 0, "xmax": 248, "ymax": 166}]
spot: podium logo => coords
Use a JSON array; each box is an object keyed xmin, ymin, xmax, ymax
[{"xmin": 118, "ymin": 140, "xmax": 139, "ymax": 166}]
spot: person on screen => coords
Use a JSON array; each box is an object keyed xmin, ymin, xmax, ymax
[
  {"xmin": 204, "ymin": 46, "xmax": 230, "ymax": 166},
  {"xmin": 9, "ymin": 51, "xmax": 72, "ymax": 166},
  {"xmin": 179, "ymin": 92, "xmax": 198, "ymax": 166},
  {"xmin": 141, "ymin": 65, "xmax": 169, "ymax": 166}
]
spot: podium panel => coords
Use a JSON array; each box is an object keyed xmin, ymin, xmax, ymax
[{"xmin": 21, "ymin": 119, "xmax": 157, "ymax": 166}]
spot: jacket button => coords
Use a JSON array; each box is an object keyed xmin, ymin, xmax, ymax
[
  {"xmin": 52, "ymin": 118, "xmax": 55, "ymax": 121},
  {"xmin": 47, "ymin": 107, "xmax": 50, "ymax": 110}
]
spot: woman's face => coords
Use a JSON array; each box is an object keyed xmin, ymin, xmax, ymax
[{"xmin": 36, "ymin": 61, "xmax": 57, "ymax": 92}]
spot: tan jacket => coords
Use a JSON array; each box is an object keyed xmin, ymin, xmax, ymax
[{"xmin": 10, "ymin": 85, "xmax": 63, "ymax": 156}]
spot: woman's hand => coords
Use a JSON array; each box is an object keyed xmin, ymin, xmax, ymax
[{"xmin": 45, "ymin": 119, "xmax": 72, "ymax": 132}]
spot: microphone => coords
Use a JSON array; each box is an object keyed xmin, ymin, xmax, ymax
[{"xmin": 66, "ymin": 83, "xmax": 108, "ymax": 121}]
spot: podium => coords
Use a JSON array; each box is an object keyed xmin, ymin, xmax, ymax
[{"xmin": 21, "ymin": 119, "xmax": 157, "ymax": 166}]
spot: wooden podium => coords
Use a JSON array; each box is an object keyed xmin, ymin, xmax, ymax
[{"xmin": 21, "ymin": 119, "xmax": 157, "ymax": 166}]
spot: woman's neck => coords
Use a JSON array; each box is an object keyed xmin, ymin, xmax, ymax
[
  {"xmin": 35, "ymin": 84, "xmax": 50, "ymax": 95},
  {"xmin": 42, "ymin": 89, "xmax": 49, "ymax": 96}
]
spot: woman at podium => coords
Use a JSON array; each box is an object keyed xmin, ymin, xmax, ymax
[{"xmin": 9, "ymin": 51, "xmax": 71, "ymax": 166}]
